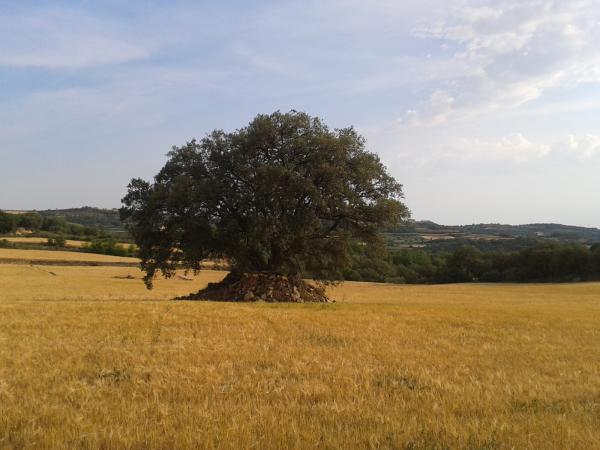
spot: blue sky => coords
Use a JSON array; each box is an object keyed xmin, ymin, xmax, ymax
[{"xmin": 1, "ymin": 0, "xmax": 599, "ymax": 226}]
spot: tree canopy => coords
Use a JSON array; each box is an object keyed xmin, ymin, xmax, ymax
[
  {"xmin": 121, "ymin": 111, "xmax": 409, "ymax": 292},
  {"xmin": 0, "ymin": 211, "xmax": 17, "ymax": 234}
]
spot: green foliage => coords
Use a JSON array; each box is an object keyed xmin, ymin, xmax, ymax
[
  {"xmin": 386, "ymin": 220, "xmax": 600, "ymax": 250},
  {"xmin": 41, "ymin": 216, "xmax": 68, "ymax": 232},
  {"xmin": 17, "ymin": 212, "xmax": 43, "ymax": 230},
  {"xmin": 391, "ymin": 249, "xmax": 437, "ymax": 283},
  {"xmin": 81, "ymin": 239, "xmax": 137, "ymax": 257},
  {"xmin": 40, "ymin": 216, "xmax": 105, "ymax": 239},
  {"xmin": 38, "ymin": 207, "xmax": 123, "ymax": 229},
  {"xmin": 47, "ymin": 236, "xmax": 66, "ymax": 248},
  {"xmin": 438, "ymin": 245, "xmax": 486, "ymax": 282},
  {"xmin": 0, "ymin": 211, "xmax": 17, "ymax": 234},
  {"xmin": 121, "ymin": 111, "xmax": 409, "ymax": 288},
  {"xmin": 592, "ymin": 244, "xmax": 600, "ymax": 274},
  {"xmin": 421, "ymin": 236, "xmax": 543, "ymax": 254},
  {"xmin": 378, "ymin": 242, "xmax": 600, "ymax": 284},
  {"xmin": 342, "ymin": 240, "xmax": 396, "ymax": 282}
]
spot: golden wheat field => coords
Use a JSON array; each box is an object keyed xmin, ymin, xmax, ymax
[
  {"xmin": 0, "ymin": 248, "xmax": 138, "ymax": 264},
  {"xmin": 1, "ymin": 256, "xmax": 599, "ymax": 449}
]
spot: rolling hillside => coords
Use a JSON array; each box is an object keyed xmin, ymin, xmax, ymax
[
  {"xmin": 387, "ymin": 220, "xmax": 600, "ymax": 251},
  {"xmin": 6, "ymin": 207, "xmax": 600, "ymax": 248}
]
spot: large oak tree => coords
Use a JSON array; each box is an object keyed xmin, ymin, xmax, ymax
[{"xmin": 121, "ymin": 111, "xmax": 409, "ymax": 301}]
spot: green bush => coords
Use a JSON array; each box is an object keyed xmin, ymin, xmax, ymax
[
  {"xmin": 17, "ymin": 212, "xmax": 43, "ymax": 230},
  {"xmin": 0, "ymin": 211, "xmax": 17, "ymax": 234},
  {"xmin": 47, "ymin": 236, "xmax": 66, "ymax": 248},
  {"xmin": 82, "ymin": 239, "xmax": 137, "ymax": 257}
]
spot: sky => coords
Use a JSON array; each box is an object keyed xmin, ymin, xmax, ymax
[{"xmin": 1, "ymin": 0, "xmax": 599, "ymax": 226}]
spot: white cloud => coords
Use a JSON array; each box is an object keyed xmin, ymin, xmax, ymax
[
  {"xmin": 401, "ymin": 91, "xmax": 456, "ymax": 126},
  {"xmin": 456, "ymin": 133, "xmax": 550, "ymax": 163},
  {"xmin": 0, "ymin": 8, "xmax": 152, "ymax": 69},
  {"xmin": 408, "ymin": 0, "xmax": 600, "ymax": 123},
  {"xmin": 365, "ymin": 112, "xmax": 600, "ymax": 175},
  {"xmin": 457, "ymin": 133, "xmax": 600, "ymax": 166},
  {"xmin": 556, "ymin": 134, "xmax": 600, "ymax": 161}
]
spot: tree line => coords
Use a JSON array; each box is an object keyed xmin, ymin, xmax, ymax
[
  {"xmin": 346, "ymin": 240, "xmax": 600, "ymax": 284},
  {"xmin": 0, "ymin": 210, "xmax": 106, "ymax": 238},
  {"xmin": 4, "ymin": 210, "xmax": 600, "ymax": 284}
]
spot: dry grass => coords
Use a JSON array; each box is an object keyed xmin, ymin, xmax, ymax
[
  {"xmin": 0, "ymin": 262, "xmax": 599, "ymax": 449},
  {"xmin": 0, "ymin": 248, "xmax": 138, "ymax": 264},
  {"xmin": 0, "ymin": 265, "xmax": 224, "ymax": 301}
]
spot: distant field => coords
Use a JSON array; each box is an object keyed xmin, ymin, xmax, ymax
[
  {"xmin": 0, "ymin": 248, "xmax": 138, "ymax": 265},
  {"xmin": 0, "ymin": 265, "xmax": 223, "ymax": 301},
  {"xmin": 0, "ymin": 262, "xmax": 599, "ymax": 448},
  {"xmin": 0, "ymin": 248, "xmax": 223, "ymax": 270},
  {"xmin": 1, "ymin": 236, "xmax": 132, "ymax": 249},
  {"xmin": 419, "ymin": 234, "xmax": 455, "ymax": 241}
]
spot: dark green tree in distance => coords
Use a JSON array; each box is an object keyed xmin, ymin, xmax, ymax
[
  {"xmin": 0, "ymin": 211, "xmax": 17, "ymax": 234},
  {"xmin": 17, "ymin": 212, "xmax": 43, "ymax": 230},
  {"xmin": 121, "ymin": 111, "xmax": 409, "ymax": 302}
]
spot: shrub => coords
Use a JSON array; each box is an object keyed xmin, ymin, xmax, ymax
[
  {"xmin": 47, "ymin": 236, "xmax": 66, "ymax": 248},
  {"xmin": 82, "ymin": 239, "xmax": 136, "ymax": 257},
  {"xmin": 0, "ymin": 211, "xmax": 17, "ymax": 234},
  {"xmin": 17, "ymin": 212, "xmax": 43, "ymax": 230}
]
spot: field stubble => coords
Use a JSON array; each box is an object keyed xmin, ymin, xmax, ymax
[
  {"xmin": 0, "ymin": 262, "xmax": 599, "ymax": 449},
  {"xmin": 0, "ymin": 248, "xmax": 138, "ymax": 264}
]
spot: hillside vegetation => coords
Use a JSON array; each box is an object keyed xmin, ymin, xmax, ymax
[
  {"xmin": 0, "ymin": 209, "xmax": 136, "ymax": 258},
  {"xmin": 4, "ymin": 208, "xmax": 600, "ymax": 284},
  {"xmin": 37, "ymin": 207, "xmax": 124, "ymax": 234},
  {"xmin": 386, "ymin": 220, "xmax": 600, "ymax": 251},
  {"xmin": 8, "ymin": 208, "xmax": 600, "ymax": 248}
]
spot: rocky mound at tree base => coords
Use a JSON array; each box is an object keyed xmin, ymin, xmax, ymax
[{"xmin": 176, "ymin": 272, "xmax": 331, "ymax": 303}]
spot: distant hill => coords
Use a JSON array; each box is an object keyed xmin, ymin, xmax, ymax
[
  {"xmin": 36, "ymin": 207, "xmax": 125, "ymax": 235},
  {"xmin": 386, "ymin": 220, "xmax": 600, "ymax": 252},
  {"xmin": 8, "ymin": 207, "xmax": 600, "ymax": 247},
  {"xmin": 445, "ymin": 222, "xmax": 600, "ymax": 242}
]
